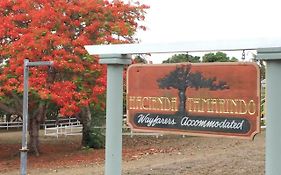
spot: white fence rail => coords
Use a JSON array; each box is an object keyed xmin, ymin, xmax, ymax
[
  {"xmin": 0, "ymin": 118, "xmax": 79, "ymax": 130},
  {"xmin": 44, "ymin": 121, "xmax": 82, "ymax": 138},
  {"xmin": 0, "ymin": 121, "xmax": 23, "ymax": 130}
]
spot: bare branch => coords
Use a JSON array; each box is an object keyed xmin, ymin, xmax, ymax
[{"xmin": 0, "ymin": 102, "xmax": 16, "ymax": 114}]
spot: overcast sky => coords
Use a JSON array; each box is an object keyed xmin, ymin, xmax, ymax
[{"xmin": 135, "ymin": 0, "xmax": 281, "ymax": 63}]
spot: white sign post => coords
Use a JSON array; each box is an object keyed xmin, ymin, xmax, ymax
[
  {"xmin": 257, "ymin": 48, "xmax": 281, "ymax": 175},
  {"xmin": 99, "ymin": 55, "xmax": 131, "ymax": 175}
]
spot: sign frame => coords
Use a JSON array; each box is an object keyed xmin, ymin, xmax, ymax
[{"xmin": 126, "ymin": 62, "xmax": 261, "ymax": 139}]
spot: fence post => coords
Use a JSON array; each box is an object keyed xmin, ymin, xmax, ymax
[
  {"xmin": 44, "ymin": 125, "xmax": 46, "ymax": 136},
  {"xmin": 257, "ymin": 48, "xmax": 281, "ymax": 175},
  {"xmin": 56, "ymin": 125, "xmax": 59, "ymax": 139},
  {"xmin": 99, "ymin": 54, "xmax": 131, "ymax": 175}
]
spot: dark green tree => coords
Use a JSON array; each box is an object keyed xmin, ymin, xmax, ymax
[
  {"xmin": 202, "ymin": 52, "xmax": 238, "ymax": 62},
  {"xmin": 157, "ymin": 64, "xmax": 229, "ymax": 115},
  {"xmin": 133, "ymin": 55, "xmax": 148, "ymax": 64},
  {"xmin": 80, "ymin": 103, "xmax": 105, "ymax": 149},
  {"xmin": 162, "ymin": 53, "xmax": 201, "ymax": 63}
]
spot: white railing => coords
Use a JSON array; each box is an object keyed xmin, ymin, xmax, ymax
[
  {"xmin": 0, "ymin": 117, "xmax": 79, "ymax": 130},
  {"xmin": 44, "ymin": 121, "xmax": 82, "ymax": 138},
  {"xmin": 0, "ymin": 121, "xmax": 23, "ymax": 130},
  {"xmin": 42, "ymin": 118, "xmax": 80, "ymax": 127}
]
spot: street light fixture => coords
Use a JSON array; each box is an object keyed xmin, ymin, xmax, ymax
[{"xmin": 20, "ymin": 59, "xmax": 53, "ymax": 175}]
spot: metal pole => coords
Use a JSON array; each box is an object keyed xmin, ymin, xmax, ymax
[
  {"xmin": 257, "ymin": 48, "xmax": 281, "ymax": 175},
  {"xmin": 20, "ymin": 59, "xmax": 29, "ymax": 175},
  {"xmin": 20, "ymin": 59, "xmax": 53, "ymax": 175},
  {"xmin": 99, "ymin": 54, "xmax": 131, "ymax": 175}
]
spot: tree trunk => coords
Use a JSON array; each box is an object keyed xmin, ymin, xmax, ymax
[
  {"xmin": 28, "ymin": 117, "xmax": 41, "ymax": 156},
  {"xmin": 81, "ymin": 106, "xmax": 92, "ymax": 147},
  {"xmin": 178, "ymin": 89, "xmax": 187, "ymax": 115},
  {"xmin": 6, "ymin": 114, "xmax": 11, "ymax": 122},
  {"xmin": 28, "ymin": 103, "xmax": 45, "ymax": 156}
]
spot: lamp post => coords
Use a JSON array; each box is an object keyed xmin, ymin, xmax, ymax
[{"xmin": 20, "ymin": 59, "xmax": 53, "ymax": 175}]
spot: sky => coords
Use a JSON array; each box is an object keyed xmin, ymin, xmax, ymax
[{"xmin": 135, "ymin": 0, "xmax": 281, "ymax": 63}]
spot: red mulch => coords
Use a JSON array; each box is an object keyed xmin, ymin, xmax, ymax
[{"xmin": 0, "ymin": 136, "xmax": 176, "ymax": 173}]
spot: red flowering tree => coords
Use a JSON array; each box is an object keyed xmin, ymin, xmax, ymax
[{"xmin": 0, "ymin": 0, "xmax": 147, "ymax": 155}]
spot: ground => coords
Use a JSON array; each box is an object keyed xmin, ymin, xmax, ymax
[{"xmin": 0, "ymin": 130, "xmax": 264, "ymax": 175}]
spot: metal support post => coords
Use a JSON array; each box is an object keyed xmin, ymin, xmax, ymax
[
  {"xmin": 99, "ymin": 54, "xmax": 131, "ymax": 175},
  {"xmin": 257, "ymin": 48, "xmax": 281, "ymax": 175},
  {"xmin": 20, "ymin": 59, "xmax": 53, "ymax": 175},
  {"xmin": 20, "ymin": 59, "xmax": 29, "ymax": 175}
]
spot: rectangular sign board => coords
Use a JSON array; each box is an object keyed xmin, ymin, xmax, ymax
[{"xmin": 127, "ymin": 63, "xmax": 260, "ymax": 139}]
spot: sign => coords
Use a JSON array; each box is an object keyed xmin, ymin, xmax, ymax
[{"xmin": 127, "ymin": 63, "xmax": 260, "ymax": 139}]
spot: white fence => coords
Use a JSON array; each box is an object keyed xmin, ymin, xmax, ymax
[
  {"xmin": 0, "ymin": 118, "xmax": 79, "ymax": 130},
  {"xmin": 0, "ymin": 121, "xmax": 22, "ymax": 130},
  {"xmin": 44, "ymin": 120, "xmax": 82, "ymax": 138}
]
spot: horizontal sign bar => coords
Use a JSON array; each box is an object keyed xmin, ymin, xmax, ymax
[
  {"xmin": 85, "ymin": 37, "xmax": 281, "ymax": 55},
  {"xmin": 25, "ymin": 61, "xmax": 53, "ymax": 67}
]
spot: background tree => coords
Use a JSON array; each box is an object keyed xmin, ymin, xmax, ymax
[
  {"xmin": 202, "ymin": 52, "xmax": 238, "ymax": 62},
  {"xmin": 162, "ymin": 53, "xmax": 201, "ymax": 63},
  {"xmin": 133, "ymin": 55, "xmax": 148, "ymax": 64},
  {"xmin": 0, "ymin": 0, "xmax": 147, "ymax": 155},
  {"xmin": 162, "ymin": 52, "xmax": 238, "ymax": 64},
  {"xmin": 157, "ymin": 64, "xmax": 229, "ymax": 115}
]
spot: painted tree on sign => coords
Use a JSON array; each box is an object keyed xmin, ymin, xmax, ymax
[
  {"xmin": 157, "ymin": 64, "xmax": 229, "ymax": 115},
  {"xmin": 0, "ymin": 0, "xmax": 148, "ymax": 155}
]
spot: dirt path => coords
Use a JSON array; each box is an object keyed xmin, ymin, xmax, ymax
[{"xmin": 1, "ymin": 130, "xmax": 265, "ymax": 175}]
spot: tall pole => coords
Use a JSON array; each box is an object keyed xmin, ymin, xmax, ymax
[
  {"xmin": 20, "ymin": 59, "xmax": 29, "ymax": 175},
  {"xmin": 257, "ymin": 48, "xmax": 281, "ymax": 175},
  {"xmin": 20, "ymin": 59, "xmax": 53, "ymax": 175},
  {"xmin": 99, "ymin": 54, "xmax": 131, "ymax": 175}
]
